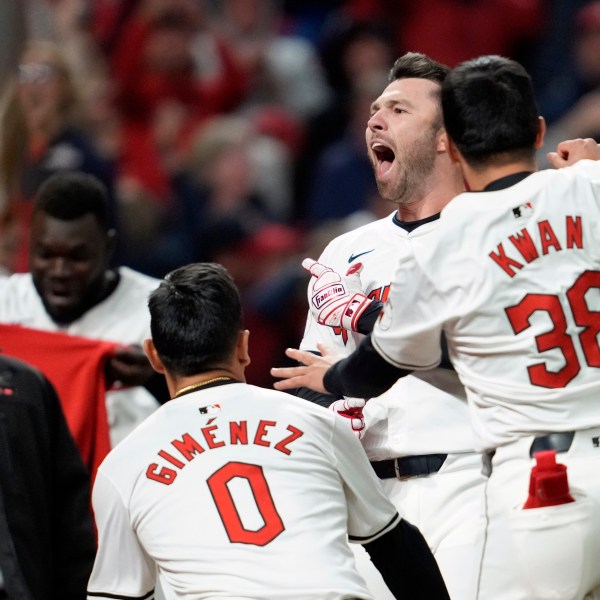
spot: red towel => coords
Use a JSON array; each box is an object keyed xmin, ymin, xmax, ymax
[{"xmin": 0, "ymin": 323, "xmax": 118, "ymax": 480}]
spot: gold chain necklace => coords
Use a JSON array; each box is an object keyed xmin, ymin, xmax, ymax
[{"xmin": 173, "ymin": 377, "xmax": 235, "ymax": 399}]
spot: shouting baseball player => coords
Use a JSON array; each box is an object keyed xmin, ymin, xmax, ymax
[
  {"xmin": 272, "ymin": 56, "xmax": 600, "ymax": 600},
  {"xmin": 296, "ymin": 53, "xmax": 487, "ymax": 600},
  {"xmin": 87, "ymin": 262, "xmax": 449, "ymax": 600}
]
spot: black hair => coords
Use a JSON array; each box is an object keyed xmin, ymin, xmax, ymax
[
  {"xmin": 148, "ymin": 263, "xmax": 243, "ymax": 377},
  {"xmin": 388, "ymin": 52, "xmax": 449, "ymax": 86},
  {"xmin": 33, "ymin": 171, "xmax": 111, "ymax": 230},
  {"xmin": 441, "ymin": 55, "xmax": 540, "ymax": 167}
]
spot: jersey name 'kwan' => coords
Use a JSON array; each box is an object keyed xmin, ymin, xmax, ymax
[{"xmin": 489, "ymin": 214, "xmax": 583, "ymax": 278}]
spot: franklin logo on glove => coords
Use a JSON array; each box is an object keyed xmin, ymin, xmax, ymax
[
  {"xmin": 314, "ymin": 284, "xmax": 345, "ymax": 309},
  {"xmin": 303, "ymin": 258, "xmax": 373, "ymax": 332}
]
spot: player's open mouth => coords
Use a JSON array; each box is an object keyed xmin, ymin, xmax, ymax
[
  {"xmin": 371, "ymin": 142, "xmax": 396, "ymax": 178},
  {"xmin": 46, "ymin": 288, "xmax": 76, "ymax": 307}
]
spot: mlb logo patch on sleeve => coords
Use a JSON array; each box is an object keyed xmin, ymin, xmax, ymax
[{"xmin": 512, "ymin": 202, "xmax": 533, "ymax": 218}]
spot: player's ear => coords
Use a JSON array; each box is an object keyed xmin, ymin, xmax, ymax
[
  {"xmin": 436, "ymin": 128, "xmax": 449, "ymax": 153},
  {"xmin": 236, "ymin": 329, "xmax": 251, "ymax": 369},
  {"xmin": 143, "ymin": 338, "xmax": 166, "ymax": 374},
  {"xmin": 105, "ymin": 228, "xmax": 118, "ymax": 260},
  {"xmin": 534, "ymin": 116, "xmax": 546, "ymax": 149}
]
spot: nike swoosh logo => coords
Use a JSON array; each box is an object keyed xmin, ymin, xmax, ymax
[{"xmin": 348, "ymin": 249, "xmax": 374, "ymax": 263}]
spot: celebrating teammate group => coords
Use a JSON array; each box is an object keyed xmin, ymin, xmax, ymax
[
  {"xmin": 272, "ymin": 54, "xmax": 600, "ymax": 600},
  {"xmin": 84, "ymin": 51, "xmax": 600, "ymax": 600},
  {"xmin": 0, "ymin": 30, "xmax": 599, "ymax": 600}
]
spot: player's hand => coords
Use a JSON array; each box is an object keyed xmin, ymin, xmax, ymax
[
  {"xmin": 271, "ymin": 343, "xmax": 339, "ymax": 392},
  {"xmin": 303, "ymin": 258, "xmax": 372, "ymax": 332},
  {"xmin": 329, "ymin": 397, "xmax": 366, "ymax": 439},
  {"xmin": 547, "ymin": 138, "xmax": 600, "ymax": 167},
  {"xmin": 106, "ymin": 345, "xmax": 155, "ymax": 388}
]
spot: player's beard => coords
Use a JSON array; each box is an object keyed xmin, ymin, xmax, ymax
[{"xmin": 375, "ymin": 125, "xmax": 439, "ymax": 206}]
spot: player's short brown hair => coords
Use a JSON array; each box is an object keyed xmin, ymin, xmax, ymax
[
  {"xmin": 388, "ymin": 52, "xmax": 449, "ymax": 86},
  {"xmin": 388, "ymin": 53, "xmax": 449, "ymax": 130}
]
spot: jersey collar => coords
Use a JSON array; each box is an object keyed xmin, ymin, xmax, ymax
[
  {"xmin": 483, "ymin": 171, "xmax": 534, "ymax": 192},
  {"xmin": 173, "ymin": 377, "xmax": 240, "ymax": 400},
  {"xmin": 392, "ymin": 211, "xmax": 440, "ymax": 233}
]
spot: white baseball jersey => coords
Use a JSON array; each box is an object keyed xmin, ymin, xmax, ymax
[
  {"xmin": 300, "ymin": 213, "xmax": 487, "ymax": 600},
  {"xmin": 0, "ymin": 266, "xmax": 161, "ymax": 445},
  {"xmin": 87, "ymin": 381, "xmax": 400, "ymax": 600},
  {"xmin": 372, "ymin": 161, "xmax": 600, "ymax": 450},
  {"xmin": 301, "ymin": 212, "xmax": 476, "ymax": 457}
]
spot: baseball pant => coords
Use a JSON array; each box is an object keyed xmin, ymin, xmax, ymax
[
  {"xmin": 478, "ymin": 427, "xmax": 600, "ymax": 600},
  {"xmin": 379, "ymin": 452, "xmax": 487, "ymax": 600}
]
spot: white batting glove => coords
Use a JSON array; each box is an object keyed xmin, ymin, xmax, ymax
[
  {"xmin": 329, "ymin": 397, "xmax": 366, "ymax": 439},
  {"xmin": 303, "ymin": 258, "xmax": 372, "ymax": 332}
]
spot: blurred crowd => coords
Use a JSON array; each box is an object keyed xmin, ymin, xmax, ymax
[{"xmin": 1, "ymin": 0, "xmax": 599, "ymax": 387}]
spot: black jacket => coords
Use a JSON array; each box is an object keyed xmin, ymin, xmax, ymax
[{"xmin": 0, "ymin": 355, "xmax": 96, "ymax": 599}]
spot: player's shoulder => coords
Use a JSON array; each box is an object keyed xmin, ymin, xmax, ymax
[
  {"xmin": 109, "ymin": 267, "xmax": 161, "ymax": 309},
  {"xmin": 442, "ymin": 166, "xmax": 595, "ymax": 224},
  {"xmin": 0, "ymin": 273, "xmax": 37, "ymax": 314},
  {"xmin": 0, "ymin": 355, "xmax": 63, "ymax": 428},
  {"xmin": 0, "ymin": 353, "xmax": 46, "ymax": 387},
  {"xmin": 101, "ymin": 385, "xmax": 334, "ymax": 463},
  {"xmin": 440, "ymin": 177, "xmax": 532, "ymax": 226},
  {"xmin": 117, "ymin": 266, "xmax": 161, "ymax": 291},
  {"xmin": 562, "ymin": 158, "xmax": 600, "ymax": 180},
  {"xmin": 329, "ymin": 212, "xmax": 396, "ymax": 243},
  {"xmin": 97, "ymin": 405, "xmax": 165, "ymax": 476},
  {"xmin": 320, "ymin": 213, "xmax": 397, "ymax": 258},
  {"xmin": 246, "ymin": 384, "xmax": 333, "ymax": 417},
  {"xmin": 241, "ymin": 384, "xmax": 342, "ymax": 435},
  {"xmin": 0, "ymin": 272, "xmax": 33, "ymax": 292}
]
